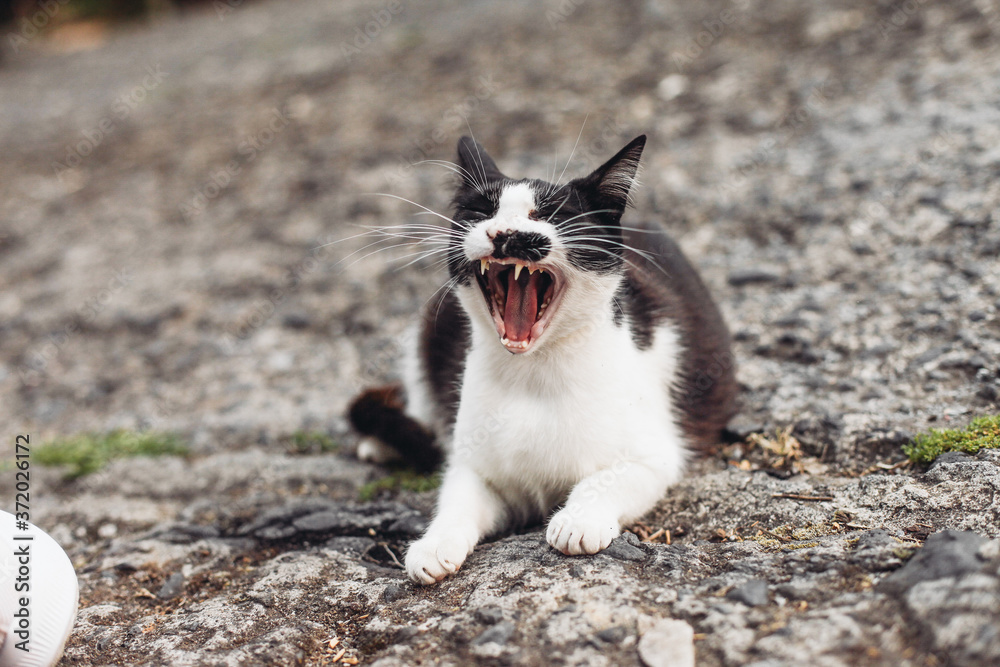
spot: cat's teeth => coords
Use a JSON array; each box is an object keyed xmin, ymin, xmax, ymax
[
  {"xmin": 529, "ymin": 267, "xmax": 538, "ymax": 275},
  {"xmin": 480, "ymin": 259, "xmax": 489, "ymax": 274},
  {"xmin": 514, "ymin": 263, "xmax": 523, "ymax": 280}
]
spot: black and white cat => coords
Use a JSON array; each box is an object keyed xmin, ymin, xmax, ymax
[{"xmin": 349, "ymin": 135, "xmax": 737, "ymax": 585}]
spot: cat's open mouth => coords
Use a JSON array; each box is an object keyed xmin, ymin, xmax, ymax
[{"xmin": 474, "ymin": 258, "xmax": 564, "ymax": 354}]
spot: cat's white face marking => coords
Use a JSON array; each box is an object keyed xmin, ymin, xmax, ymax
[
  {"xmin": 462, "ymin": 182, "xmax": 557, "ymax": 263},
  {"xmin": 495, "ymin": 182, "xmax": 535, "ymax": 221},
  {"xmin": 460, "ymin": 182, "xmax": 575, "ymax": 355}
]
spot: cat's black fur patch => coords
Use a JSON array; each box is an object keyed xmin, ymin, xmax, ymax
[
  {"xmin": 619, "ymin": 222, "xmax": 738, "ymax": 449},
  {"xmin": 419, "ymin": 289, "xmax": 471, "ymax": 429}
]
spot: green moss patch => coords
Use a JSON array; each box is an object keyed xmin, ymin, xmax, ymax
[
  {"xmin": 286, "ymin": 430, "xmax": 339, "ymax": 454},
  {"xmin": 903, "ymin": 415, "xmax": 1000, "ymax": 464},
  {"xmin": 358, "ymin": 470, "xmax": 440, "ymax": 501},
  {"xmin": 36, "ymin": 430, "xmax": 188, "ymax": 478}
]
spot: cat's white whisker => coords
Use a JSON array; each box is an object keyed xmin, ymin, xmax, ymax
[
  {"xmin": 554, "ymin": 114, "xmax": 589, "ymax": 188},
  {"xmin": 560, "ymin": 238, "xmax": 672, "ymax": 278},
  {"xmin": 544, "ymin": 191, "xmax": 571, "ymax": 224},
  {"xmin": 366, "ymin": 192, "xmax": 462, "ymax": 228},
  {"xmin": 313, "ymin": 224, "xmax": 409, "ymax": 250},
  {"xmin": 334, "ymin": 227, "xmax": 465, "ymax": 271},
  {"xmin": 415, "ymin": 159, "xmax": 487, "ymax": 195},
  {"xmin": 461, "ymin": 119, "xmax": 491, "ymax": 191}
]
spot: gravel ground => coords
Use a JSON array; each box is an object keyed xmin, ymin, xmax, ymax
[{"xmin": 1, "ymin": 0, "xmax": 999, "ymax": 665}]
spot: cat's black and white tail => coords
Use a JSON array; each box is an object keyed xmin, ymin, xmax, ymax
[{"xmin": 348, "ymin": 385, "xmax": 441, "ymax": 474}]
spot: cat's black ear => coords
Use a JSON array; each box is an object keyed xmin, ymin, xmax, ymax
[
  {"xmin": 456, "ymin": 136, "xmax": 505, "ymax": 188},
  {"xmin": 582, "ymin": 135, "xmax": 646, "ymax": 219}
]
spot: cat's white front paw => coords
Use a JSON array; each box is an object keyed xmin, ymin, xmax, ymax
[
  {"xmin": 546, "ymin": 507, "xmax": 620, "ymax": 556},
  {"xmin": 405, "ymin": 533, "xmax": 474, "ymax": 585}
]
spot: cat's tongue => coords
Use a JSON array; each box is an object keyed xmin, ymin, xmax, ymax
[{"xmin": 504, "ymin": 270, "xmax": 539, "ymax": 342}]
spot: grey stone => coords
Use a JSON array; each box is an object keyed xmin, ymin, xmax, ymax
[
  {"xmin": 293, "ymin": 510, "xmax": 354, "ymax": 532},
  {"xmin": 854, "ymin": 529, "xmax": 895, "ymax": 551},
  {"xmin": 903, "ymin": 573, "xmax": 1000, "ymax": 662},
  {"xmin": 882, "ymin": 531, "xmax": 988, "ymax": 593},
  {"xmin": 654, "ymin": 545, "xmax": 697, "ymax": 572},
  {"xmin": 149, "ymin": 524, "xmax": 221, "ymax": 544},
  {"xmin": 255, "ymin": 525, "xmax": 298, "ymax": 540},
  {"xmin": 727, "ymin": 579, "xmax": 770, "ymax": 607},
  {"xmin": 238, "ymin": 500, "xmax": 340, "ymax": 536},
  {"xmin": 728, "ymin": 269, "xmax": 782, "ymax": 286},
  {"xmin": 474, "ymin": 606, "xmax": 504, "ymax": 625},
  {"xmin": 594, "ymin": 626, "xmax": 628, "ymax": 644},
  {"xmin": 391, "ymin": 626, "xmax": 419, "ymax": 643},
  {"xmin": 913, "ymin": 345, "xmax": 951, "ymax": 367},
  {"xmin": 324, "ymin": 536, "xmax": 376, "ymax": 555},
  {"xmin": 387, "ymin": 515, "xmax": 429, "ymax": 536},
  {"xmin": 978, "ymin": 384, "xmax": 999, "ymax": 401},
  {"xmin": 382, "ymin": 584, "xmax": 407, "ymax": 603},
  {"xmin": 157, "ymin": 572, "xmax": 185, "ymax": 600},
  {"xmin": 246, "ymin": 501, "xmax": 421, "ymax": 538},
  {"xmin": 246, "ymin": 591, "xmax": 273, "ymax": 607},
  {"xmin": 602, "ymin": 533, "xmax": 648, "ymax": 562},
  {"xmin": 471, "ymin": 621, "xmax": 514, "ymax": 646},
  {"xmin": 930, "ymin": 451, "xmax": 972, "ymax": 467},
  {"xmin": 281, "ymin": 313, "xmax": 311, "ymax": 329}
]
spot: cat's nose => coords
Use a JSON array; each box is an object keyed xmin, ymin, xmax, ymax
[{"xmin": 491, "ymin": 230, "xmax": 551, "ymax": 263}]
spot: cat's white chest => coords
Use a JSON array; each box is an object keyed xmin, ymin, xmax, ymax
[{"xmin": 449, "ymin": 321, "xmax": 682, "ymax": 516}]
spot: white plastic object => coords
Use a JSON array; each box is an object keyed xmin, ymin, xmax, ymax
[{"xmin": 0, "ymin": 511, "xmax": 79, "ymax": 667}]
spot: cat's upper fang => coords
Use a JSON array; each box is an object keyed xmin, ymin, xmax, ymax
[{"xmin": 478, "ymin": 258, "xmax": 545, "ymax": 274}]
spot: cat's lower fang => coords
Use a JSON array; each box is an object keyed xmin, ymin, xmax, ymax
[
  {"xmin": 535, "ymin": 295, "xmax": 552, "ymax": 321},
  {"xmin": 500, "ymin": 337, "xmax": 529, "ymax": 349}
]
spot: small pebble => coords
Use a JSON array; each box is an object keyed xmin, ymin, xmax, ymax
[
  {"xmin": 727, "ymin": 579, "xmax": 770, "ymax": 607},
  {"xmin": 157, "ymin": 572, "xmax": 185, "ymax": 600}
]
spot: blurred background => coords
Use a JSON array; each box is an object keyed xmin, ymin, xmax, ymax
[
  {"xmin": 2, "ymin": 1, "xmax": 999, "ymax": 664},
  {"xmin": 1, "ymin": 0, "xmax": 999, "ymax": 460}
]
